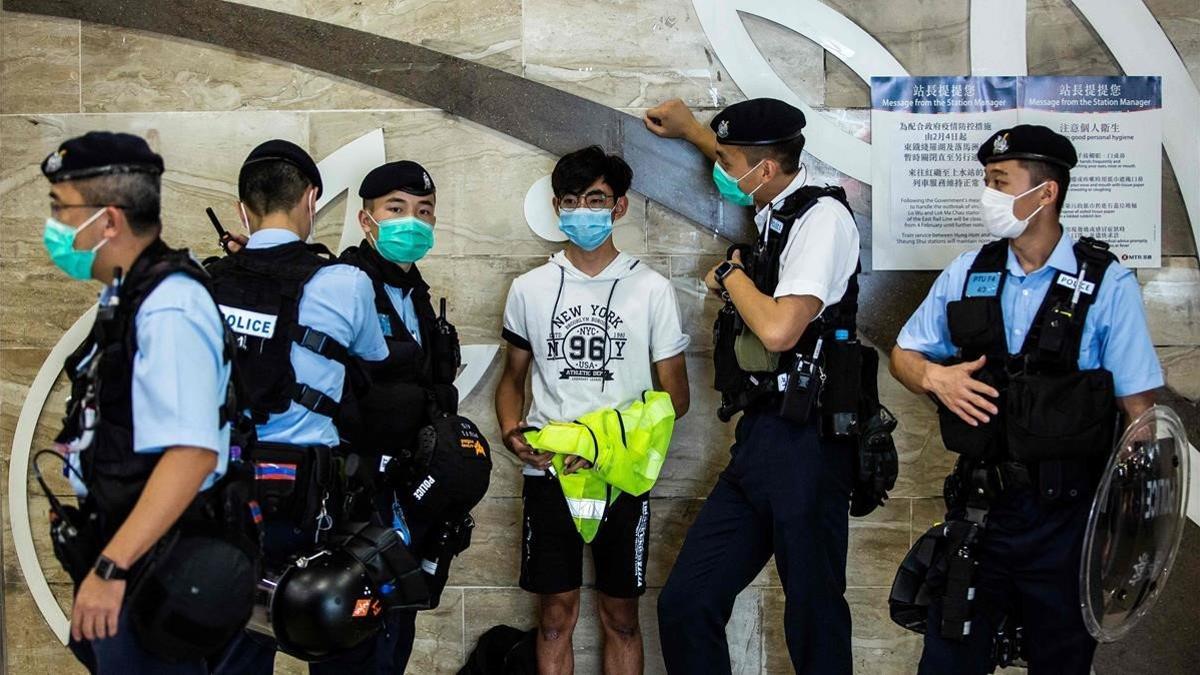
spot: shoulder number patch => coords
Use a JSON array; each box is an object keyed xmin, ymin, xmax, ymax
[{"xmin": 965, "ymin": 272, "xmax": 1002, "ymax": 298}]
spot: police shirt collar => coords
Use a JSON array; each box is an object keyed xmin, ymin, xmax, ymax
[
  {"xmin": 1005, "ymin": 229, "xmax": 1076, "ymax": 278},
  {"xmin": 246, "ymin": 228, "xmax": 301, "ymax": 250},
  {"xmin": 753, "ymin": 169, "xmax": 809, "ymax": 233}
]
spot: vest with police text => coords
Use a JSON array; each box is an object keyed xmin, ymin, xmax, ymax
[
  {"xmin": 57, "ymin": 239, "xmax": 234, "ymax": 538},
  {"xmin": 206, "ymin": 241, "xmax": 352, "ymax": 425}
]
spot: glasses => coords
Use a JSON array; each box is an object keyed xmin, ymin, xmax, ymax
[{"xmin": 559, "ymin": 191, "xmax": 615, "ymax": 210}]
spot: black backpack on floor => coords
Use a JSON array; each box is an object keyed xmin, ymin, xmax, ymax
[{"xmin": 459, "ymin": 625, "xmax": 537, "ymax": 675}]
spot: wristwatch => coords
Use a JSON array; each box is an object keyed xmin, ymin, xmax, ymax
[
  {"xmin": 714, "ymin": 260, "xmax": 745, "ymax": 287},
  {"xmin": 94, "ymin": 555, "xmax": 129, "ymax": 581}
]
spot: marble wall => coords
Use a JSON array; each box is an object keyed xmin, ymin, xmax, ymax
[{"xmin": 1, "ymin": 1, "xmax": 1198, "ymax": 673}]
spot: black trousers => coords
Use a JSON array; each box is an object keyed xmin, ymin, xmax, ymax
[
  {"xmin": 658, "ymin": 411, "xmax": 853, "ymax": 674},
  {"xmin": 918, "ymin": 487, "xmax": 1097, "ymax": 674}
]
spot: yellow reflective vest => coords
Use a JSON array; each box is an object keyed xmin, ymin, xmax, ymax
[{"xmin": 522, "ymin": 391, "xmax": 676, "ymax": 542}]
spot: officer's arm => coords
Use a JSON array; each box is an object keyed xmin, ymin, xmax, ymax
[
  {"xmin": 643, "ymin": 99, "xmax": 719, "ymax": 163},
  {"xmin": 96, "ymin": 446, "xmax": 217, "ymax": 569},
  {"xmin": 653, "ymin": 353, "xmax": 690, "ymax": 418},
  {"xmin": 1117, "ymin": 390, "xmax": 1156, "ymax": 425},
  {"xmin": 721, "ymin": 265, "xmax": 823, "ymax": 352},
  {"xmin": 889, "ymin": 346, "xmax": 938, "ymax": 396},
  {"xmin": 890, "ymin": 346, "xmax": 998, "ymax": 426}
]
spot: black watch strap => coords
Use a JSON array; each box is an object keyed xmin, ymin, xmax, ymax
[
  {"xmin": 94, "ymin": 555, "xmax": 129, "ymax": 581},
  {"xmin": 716, "ymin": 261, "xmax": 745, "ymax": 287}
]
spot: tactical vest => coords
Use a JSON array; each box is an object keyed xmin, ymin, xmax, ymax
[
  {"xmin": 205, "ymin": 241, "xmax": 352, "ymax": 424},
  {"xmin": 339, "ymin": 242, "xmax": 460, "ymax": 389},
  {"xmin": 338, "ymin": 243, "xmax": 461, "ymax": 451},
  {"xmin": 56, "ymin": 239, "xmax": 237, "ymax": 539},
  {"xmin": 713, "ymin": 185, "xmax": 861, "ymax": 420},
  {"xmin": 938, "ymin": 235, "xmax": 1119, "ymax": 477}
]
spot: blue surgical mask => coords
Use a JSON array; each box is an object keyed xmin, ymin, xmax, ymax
[
  {"xmin": 43, "ymin": 208, "xmax": 107, "ymax": 280},
  {"xmin": 558, "ymin": 208, "xmax": 614, "ymax": 252}
]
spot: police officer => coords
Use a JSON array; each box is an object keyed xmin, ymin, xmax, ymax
[
  {"xmin": 645, "ymin": 98, "xmax": 861, "ymax": 673},
  {"xmin": 208, "ymin": 140, "xmax": 390, "ymax": 674},
  {"xmin": 338, "ymin": 160, "xmax": 461, "ymax": 672},
  {"xmin": 890, "ymin": 124, "xmax": 1163, "ymax": 673},
  {"xmin": 41, "ymin": 132, "xmax": 238, "ymax": 673}
]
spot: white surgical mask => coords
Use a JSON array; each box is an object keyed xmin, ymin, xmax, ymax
[{"xmin": 979, "ymin": 182, "xmax": 1047, "ymax": 239}]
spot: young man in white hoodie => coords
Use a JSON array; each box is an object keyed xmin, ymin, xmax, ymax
[{"xmin": 496, "ymin": 146, "xmax": 690, "ymax": 674}]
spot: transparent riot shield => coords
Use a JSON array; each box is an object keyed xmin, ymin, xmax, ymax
[{"xmin": 1080, "ymin": 405, "xmax": 1190, "ymax": 642}]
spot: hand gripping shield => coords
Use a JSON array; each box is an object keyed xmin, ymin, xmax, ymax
[{"xmin": 1080, "ymin": 405, "xmax": 1190, "ymax": 642}]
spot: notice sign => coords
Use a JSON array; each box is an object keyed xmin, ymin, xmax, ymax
[{"xmin": 871, "ymin": 76, "xmax": 1162, "ymax": 270}]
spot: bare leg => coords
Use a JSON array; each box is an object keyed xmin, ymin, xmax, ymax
[
  {"xmin": 537, "ymin": 590, "xmax": 580, "ymax": 675},
  {"xmin": 598, "ymin": 592, "xmax": 643, "ymax": 675}
]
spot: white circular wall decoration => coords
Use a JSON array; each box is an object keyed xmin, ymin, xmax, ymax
[{"xmin": 524, "ymin": 174, "xmax": 566, "ymax": 242}]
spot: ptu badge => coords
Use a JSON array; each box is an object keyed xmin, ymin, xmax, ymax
[{"xmin": 965, "ymin": 272, "xmax": 1002, "ymax": 297}]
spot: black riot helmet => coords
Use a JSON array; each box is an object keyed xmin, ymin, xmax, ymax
[
  {"xmin": 389, "ymin": 414, "xmax": 492, "ymax": 523},
  {"xmin": 248, "ymin": 524, "xmax": 429, "ymax": 661},
  {"xmin": 888, "ymin": 523, "xmax": 945, "ymax": 634},
  {"xmin": 269, "ymin": 548, "xmax": 384, "ymax": 660}
]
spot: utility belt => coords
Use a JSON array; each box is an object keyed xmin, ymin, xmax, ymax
[
  {"xmin": 936, "ymin": 360, "xmax": 1118, "ymax": 464},
  {"xmin": 715, "ymin": 315, "xmax": 899, "ymax": 517},
  {"xmin": 716, "ymin": 324, "xmax": 856, "ymax": 433},
  {"xmin": 243, "ymin": 441, "xmax": 339, "ymax": 543}
]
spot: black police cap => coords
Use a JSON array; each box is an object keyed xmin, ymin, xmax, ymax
[
  {"xmin": 977, "ymin": 124, "xmax": 1077, "ymax": 169},
  {"xmin": 240, "ymin": 139, "xmax": 323, "ymax": 198},
  {"xmin": 709, "ymin": 98, "xmax": 806, "ymax": 146},
  {"xmin": 41, "ymin": 131, "xmax": 164, "ymax": 183},
  {"xmin": 358, "ymin": 160, "xmax": 436, "ymax": 199}
]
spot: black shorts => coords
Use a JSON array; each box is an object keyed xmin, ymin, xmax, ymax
[{"xmin": 519, "ymin": 474, "xmax": 650, "ymax": 599}]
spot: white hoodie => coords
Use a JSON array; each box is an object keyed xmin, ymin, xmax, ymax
[{"xmin": 502, "ymin": 251, "xmax": 689, "ymax": 473}]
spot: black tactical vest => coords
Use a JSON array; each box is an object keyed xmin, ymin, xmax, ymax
[
  {"xmin": 339, "ymin": 242, "xmax": 459, "ymax": 387},
  {"xmin": 938, "ymin": 235, "xmax": 1120, "ymax": 492},
  {"xmin": 57, "ymin": 239, "xmax": 235, "ymax": 537},
  {"xmin": 713, "ymin": 186, "xmax": 861, "ymax": 416},
  {"xmin": 338, "ymin": 242, "xmax": 461, "ymax": 450},
  {"xmin": 205, "ymin": 241, "xmax": 353, "ymax": 425}
]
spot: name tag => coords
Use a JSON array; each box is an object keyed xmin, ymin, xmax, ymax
[
  {"xmin": 378, "ymin": 313, "xmax": 393, "ymax": 337},
  {"xmin": 219, "ymin": 305, "xmax": 277, "ymax": 339},
  {"xmin": 769, "ymin": 218, "xmax": 784, "ymax": 233},
  {"xmin": 1055, "ymin": 273, "xmax": 1095, "ymax": 296},
  {"xmin": 965, "ymin": 272, "xmax": 1002, "ymax": 297}
]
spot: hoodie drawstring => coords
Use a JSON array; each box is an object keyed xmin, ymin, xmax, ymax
[
  {"xmin": 548, "ymin": 265, "xmax": 566, "ymax": 355},
  {"xmin": 600, "ymin": 278, "xmax": 619, "ymax": 393}
]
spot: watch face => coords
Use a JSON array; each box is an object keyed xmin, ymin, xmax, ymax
[{"xmin": 95, "ymin": 556, "xmax": 123, "ymax": 579}]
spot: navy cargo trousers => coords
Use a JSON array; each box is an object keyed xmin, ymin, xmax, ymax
[{"xmin": 658, "ymin": 410, "xmax": 853, "ymax": 674}]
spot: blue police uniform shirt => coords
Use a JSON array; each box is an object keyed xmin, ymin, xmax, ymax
[
  {"xmin": 897, "ymin": 231, "xmax": 1163, "ymax": 397},
  {"xmin": 382, "ymin": 284, "xmax": 422, "ymax": 346},
  {"xmin": 69, "ymin": 271, "xmax": 233, "ymax": 496},
  {"xmin": 245, "ymin": 229, "xmax": 390, "ymax": 446}
]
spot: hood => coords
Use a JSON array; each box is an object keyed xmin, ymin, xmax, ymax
[{"xmin": 550, "ymin": 250, "xmax": 643, "ymax": 282}]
